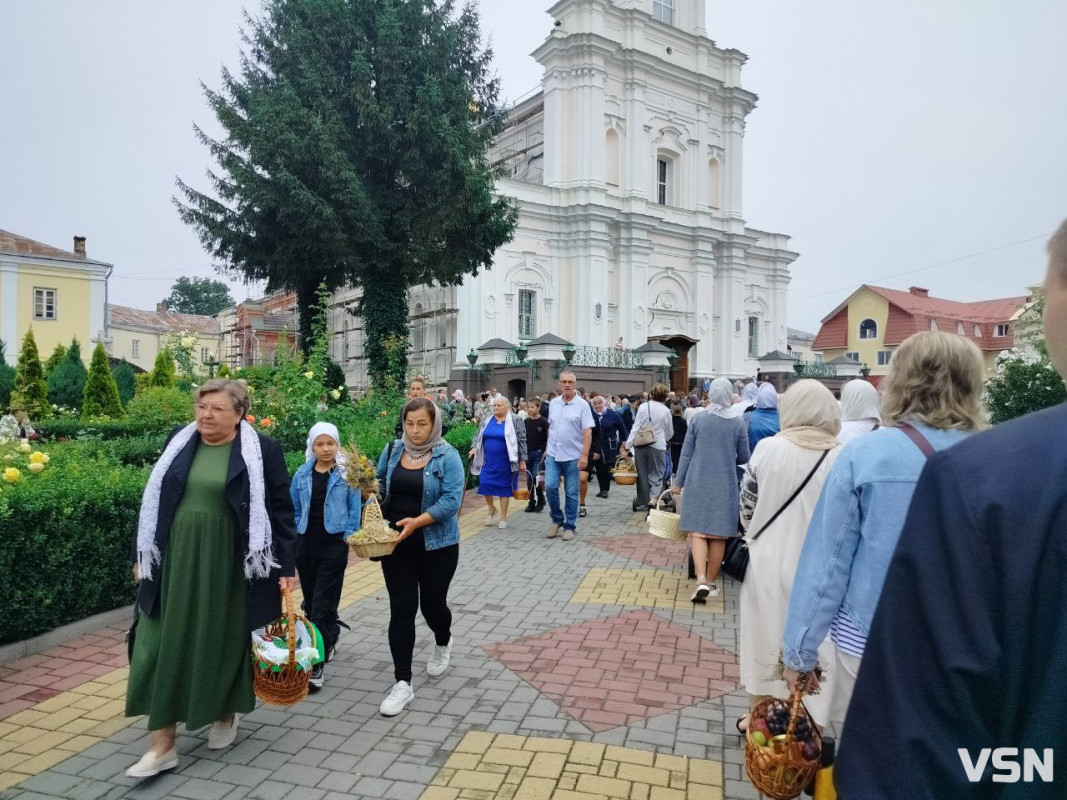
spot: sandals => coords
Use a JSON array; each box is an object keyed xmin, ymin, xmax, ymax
[{"xmin": 578, "ymin": 506, "xmax": 588, "ymax": 518}]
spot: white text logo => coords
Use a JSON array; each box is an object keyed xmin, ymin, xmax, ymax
[{"xmin": 958, "ymin": 748, "xmax": 1054, "ymax": 783}]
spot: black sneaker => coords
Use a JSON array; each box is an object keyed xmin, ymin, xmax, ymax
[
  {"xmin": 524, "ymin": 504, "xmax": 537, "ymax": 513},
  {"xmin": 596, "ymin": 491, "xmax": 609, "ymax": 499},
  {"xmin": 309, "ymin": 663, "xmax": 325, "ymax": 691}
]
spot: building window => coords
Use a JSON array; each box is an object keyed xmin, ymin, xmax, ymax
[
  {"xmin": 131, "ymin": 340, "xmax": 140, "ymax": 358},
  {"xmin": 519, "ymin": 289, "xmax": 537, "ymax": 339},
  {"xmin": 652, "ymin": 0, "xmax": 674, "ymax": 25},
  {"xmin": 995, "ymin": 323, "xmax": 1010, "ymax": 337},
  {"xmin": 33, "ymin": 288, "xmax": 57, "ymax": 320},
  {"xmin": 656, "ymin": 158, "xmax": 670, "ymax": 205},
  {"xmin": 201, "ymin": 347, "xmax": 210, "ymax": 363},
  {"xmin": 413, "ymin": 322, "xmax": 425, "ymax": 351},
  {"xmin": 747, "ymin": 316, "xmax": 759, "ymax": 358},
  {"xmin": 877, "ymin": 350, "xmax": 892, "ymax": 366},
  {"xmin": 859, "ymin": 319, "xmax": 877, "ymax": 340},
  {"xmin": 974, "ymin": 324, "xmax": 983, "ymax": 337},
  {"xmin": 957, "ymin": 322, "xmax": 965, "ymax": 336},
  {"xmin": 845, "ymin": 351, "xmax": 860, "ymax": 362},
  {"xmin": 814, "ymin": 353, "xmax": 824, "ymax": 364},
  {"xmin": 929, "ymin": 319, "xmax": 938, "ymax": 332}
]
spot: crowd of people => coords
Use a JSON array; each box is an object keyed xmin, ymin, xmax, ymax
[{"xmin": 120, "ymin": 218, "xmax": 1067, "ymax": 795}]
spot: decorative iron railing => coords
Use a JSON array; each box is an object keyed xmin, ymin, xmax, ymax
[
  {"xmin": 568, "ymin": 346, "xmax": 644, "ymax": 369},
  {"xmin": 793, "ymin": 361, "xmax": 838, "ymax": 378}
]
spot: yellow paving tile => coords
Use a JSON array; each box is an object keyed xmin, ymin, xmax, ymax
[
  {"xmin": 569, "ymin": 742, "xmax": 605, "ymax": 767},
  {"xmin": 12, "ymin": 748, "xmax": 71, "ymax": 775},
  {"xmin": 616, "ymin": 764, "xmax": 670, "ymax": 788},
  {"xmin": 483, "ymin": 748, "xmax": 535, "ymax": 768},
  {"xmin": 527, "ymin": 752, "xmax": 567, "ymax": 779},
  {"xmin": 421, "ymin": 788, "xmax": 461, "ymax": 800},
  {"xmin": 575, "ymin": 774, "xmax": 631, "ymax": 798},
  {"xmin": 456, "ymin": 731, "xmax": 497, "ymax": 754},
  {"xmin": 12, "ymin": 730, "xmax": 75, "ymax": 756},
  {"xmin": 649, "ymin": 787, "xmax": 685, "ymax": 800},
  {"xmin": 523, "ymin": 739, "xmax": 573, "ymax": 755},
  {"xmin": 450, "ymin": 770, "xmax": 506, "ymax": 792},
  {"xmin": 514, "ymin": 777, "xmax": 555, "ymax": 800},
  {"xmin": 687, "ymin": 760, "xmax": 722, "ymax": 787},
  {"xmin": 569, "ymin": 569, "xmax": 724, "ymax": 613},
  {"xmin": 606, "ymin": 747, "xmax": 653, "ymax": 767},
  {"xmin": 551, "ymin": 790, "xmax": 608, "ymax": 800},
  {"xmin": 0, "ymin": 770, "xmax": 28, "ymax": 792},
  {"xmin": 447, "ymin": 752, "xmax": 486, "ymax": 770}
]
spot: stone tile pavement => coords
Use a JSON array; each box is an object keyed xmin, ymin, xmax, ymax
[{"xmin": 0, "ymin": 485, "xmax": 761, "ymax": 799}]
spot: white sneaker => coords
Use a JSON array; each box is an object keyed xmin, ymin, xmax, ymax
[
  {"xmin": 427, "ymin": 637, "xmax": 454, "ymax": 677},
  {"xmin": 379, "ymin": 681, "xmax": 415, "ymax": 716},
  {"xmin": 708, "ymin": 582, "xmax": 720, "ymax": 597},
  {"xmin": 485, "ymin": 512, "xmax": 499, "ymax": 526},
  {"xmin": 207, "ymin": 714, "xmax": 240, "ymax": 749},
  {"xmin": 546, "ymin": 524, "xmax": 561, "ymax": 539},
  {"xmin": 691, "ymin": 583, "xmax": 710, "ymax": 604},
  {"xmin": 498, "ymin": 519, "xmax": 508, "ymax": 529},
  {"xmin": 125, "ymin": 748, "xmax": 179, "ymax": 778}
]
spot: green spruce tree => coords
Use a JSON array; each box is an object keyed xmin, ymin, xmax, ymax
[
  {"xmin": 148, "ymin": 349, "xmax": 176, "ymax": 388},
  {"xmin": 47, "ymin": 338, "xmax": 88, "ymax": 411},
  {"xmin": 0, "ymin": 340, "xmax": 15, "ymax": 411},
  {"xmin": 43, "ymin": 343, "xmax": 67, "ymax": 375},
  {"xmin": 82, "ymin": 342, "xmax": 126, "ymax": 420},
  {"xmin": 175, "ymin": 0, "xmax": 517, "ymax": 389},
  {"xmin": 112, "ymin": 359, "xmax": 137, "ymax": 407},
  {"xmin": 11, "ymin": 328, "xmax": 50, "ymax": 418}
]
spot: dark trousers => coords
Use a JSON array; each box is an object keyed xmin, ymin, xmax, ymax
[
  {"xmin": 296, "ymin": 526, "xmax": 349, "ymax": 661},
  {"xmin": 587, "ymin": 456, "xmax": 612, "ymax": 493},
  {"xmin": 380, "ymin": 533, "xmax": 459, "ymax": 683},
  {"xmin": 526, "ymin": 450, "xmax": 546, "ymax": 506}
]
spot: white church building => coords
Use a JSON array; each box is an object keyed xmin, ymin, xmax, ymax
[{"xmin": 332, "ymin": 0, "xmax": 797, "ymax": 393}]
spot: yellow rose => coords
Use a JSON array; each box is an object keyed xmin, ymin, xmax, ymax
[
  {"xmin": 3, "ymin": 467, "xmax": 20, "ymax": 482},
  {"xmin": 304, "ymin": 370, "xmax": 315, "ymax": 379},
  {"xmin": 28, "ymin": 462, "xmax": 44, "ymax": 474},
  {"xmin": 330, "ymin": 389, "xmax": 341, "ymax": 400},
  {"xmin": 18, "ymin": 441, "xmax": 31, "ymax": 453},
  {"xmin": 29, "ymin": 451, "xmax": 48, "ymax": 464}
]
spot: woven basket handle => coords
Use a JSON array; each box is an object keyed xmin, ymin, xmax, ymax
[
  {"xmin": 282, "ymin": 585, "xmax": 296, "ymax": 665},
  {"xmin": 656, "ymin": 489, "xmax": 674, "ymax": 511},
  {"xmin": 785, "ymin": 674, "xmax": 808, "ymax": 739}
]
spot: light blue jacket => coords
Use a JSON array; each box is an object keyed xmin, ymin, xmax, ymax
[
  {"xmin": 783, "ymin": 423, "xmax": 972, "ymax": 671},
  {"xmin": 289, "ymin": 461, "xmax": 365, "ymax": 540},
  {"xmin": 377, "ymin": 440, "xmax": 464, "ymax": 551}
]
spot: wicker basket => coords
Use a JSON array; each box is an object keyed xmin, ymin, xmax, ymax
[
  {"xmin": 648, "ymin": 490, "xmax": 685, "ymax": 541},
  {"xmin": 349, "ymin": 496, "xmax": 398, "ymax": 559},
  {"xmin": 612, "ymin": 457, "xmax": 638, "ymax": 486},
  {"xmin": 252, "ymin": 586, "xmax": 311, "ymax": 707},
  {"xmin": 513, "ymin": 468, "xmax": 530, "ymax": 501},
  {"xmin": 744, "ymin": 687, "xmax": 821, "ymax": 799}
]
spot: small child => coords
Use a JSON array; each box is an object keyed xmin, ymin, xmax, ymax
[
  {"xmin": 523, "ymin": 399, "xmax": 549, "ymax": 512},
  {"xmin": 289, "ymin": 422, "xmax": 365, "ymax": 691}
]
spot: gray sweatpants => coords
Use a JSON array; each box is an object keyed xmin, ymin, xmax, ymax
[{"xmin": 634, "ymin": 446, "xmax": 666, "ymax": 508}]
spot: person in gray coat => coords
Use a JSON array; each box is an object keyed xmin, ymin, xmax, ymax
[{"xmin": 671, "ymin": 378, "xmax": 750, "ymax": 602}]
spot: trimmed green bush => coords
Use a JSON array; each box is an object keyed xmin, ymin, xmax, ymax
[
  {"xmin": 0, "ymin": 453, "xmax": 144, "ymax": 643},
  {"xmin": 82, "ymin": 342, "xmax": 125, "ymax": 420},
  {"xmin": 11, "ymin": 328, "xmax": 50, "ymax": 418},
  {"xmin": 35, "ymin": 416, "xmax": 171, "ymax": 441},
  {"xmin": 126, "ymin": 386, "xmax": 193, "ymax": 429},
  {"xmin": 0, "ymin": 340, "xmax": 14, "ymax": 411},
  {"xmin": 43, "ymin": 343, "xmax": 67, "ymax": 376},
  {"xmin": 113, "ymin": 359, "xmax": 137, "ymax": 408},
  {"xmin": 47, "ymin": 338, "xmax": 88, "ymax": 411},
  {"xmin": 149, "ymin": 349, "xmax": 175, "ymax": 388}
]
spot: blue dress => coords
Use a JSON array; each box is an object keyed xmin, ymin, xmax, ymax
[{"xmin": 477, "ymin": 418, "xmax": 514, "ymax": 497}]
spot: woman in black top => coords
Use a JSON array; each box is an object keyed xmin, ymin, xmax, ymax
[{"xmin": 668, "ymin": 403, "xmax": 688, "ymax": 482}]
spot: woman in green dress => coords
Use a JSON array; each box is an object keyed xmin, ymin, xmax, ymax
[{"xmin": 125, "ymin": 379, "xmax": 297, "ymax": 779}]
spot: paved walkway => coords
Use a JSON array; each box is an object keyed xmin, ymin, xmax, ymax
[{"xmin": 0, "ymin": 487, "xmax": 760, "ymax": 800}]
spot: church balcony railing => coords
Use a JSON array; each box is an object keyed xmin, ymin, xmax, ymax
[
  {"xmin": 567, "ymin": 346, "xmax": 644, "ymax": 369},
  {"xmin": 793, "ymin": 361, "xmax": 838, "ymax": 379}
]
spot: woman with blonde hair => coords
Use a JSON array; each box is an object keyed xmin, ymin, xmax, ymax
[
  {"xmin": 781, "ymin": 332, "xmax": 986, "ymax": 731},
  {"xmin": 737, "ymin": 380, "xmax": 841, "ymax": 732}
]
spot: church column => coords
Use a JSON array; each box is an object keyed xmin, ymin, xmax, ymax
[
  {"xmin": 716, "ymin": 243, "xmax": 748, "ymax": 376},
  {"xmin": 622, "ymin": 79, "xmax": 648, "ymax": 200},
  {"xmin": 722, "ymin": 108, "xmax": 745, "ymax": 222},
  {"xmin": 542, "ymin": 65, "xmax": 569, "ymax": 188},
  {"xmin": 692, "ymin": 241, "xmax": 716, "ymax": 374}
]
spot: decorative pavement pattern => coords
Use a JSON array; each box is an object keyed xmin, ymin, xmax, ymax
[{"xmin": 0, "ymin": 488, "xmax": 762, "ymax": 800}]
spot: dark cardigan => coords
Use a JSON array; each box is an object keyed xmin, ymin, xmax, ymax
[{"xmin": 136, "ymin": 428, "xmax": 298, "ymax": 631}]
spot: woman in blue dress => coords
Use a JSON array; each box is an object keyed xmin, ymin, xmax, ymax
[{"xmin": 470, "ymin": 396, "xmax": 527, "ymax": 529}]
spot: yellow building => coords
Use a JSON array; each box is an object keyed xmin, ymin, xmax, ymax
[
  {"xmin": 107, "ymin": 304, "xmax": 222, "ymax": 373},
  {"xmin": 0, "ymin": 230, "xmax": 111, "ymax": 362},
  {"xmin": 813, "ymin": 285, "xmax": 1031, "ymax": 383}
]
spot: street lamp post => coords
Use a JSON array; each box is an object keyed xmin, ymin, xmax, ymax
[
  {"xmin": 203, "ymin": 355, "xmax": 220, "ymax": 379},
  {"xmin": 860, "ymin": 363, "xmax": 872, "ymax": 379}
]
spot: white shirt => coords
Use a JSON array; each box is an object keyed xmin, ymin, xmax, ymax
[
  {"xmin": 546, "ymin": 394, "xmax": 594, "ymax": 461},
  {"xmin": 624, "ymin": 400, "xmax": 673, "ymax": 451}
]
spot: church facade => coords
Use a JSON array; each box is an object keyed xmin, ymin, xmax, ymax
[{"xmin": 332, "ymin": 0, "xmax": 797, "ymax": 390}]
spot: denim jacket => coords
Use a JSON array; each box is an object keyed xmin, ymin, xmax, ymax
[
  {"xmin": 377, "ymin": 440, "xmax": 464, "ymax": 551},
  {"xmin": 289, "ymin": 461, "xmax": 365, "ymax": 540},
  {"xmin": 783, "ymin": 423, "xmax": 972, "ymax": 671}
]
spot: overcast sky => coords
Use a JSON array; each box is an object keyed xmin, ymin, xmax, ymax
[{"xmin": 2, "ymin": 0, "xmax": 1064, "ymax": 333}]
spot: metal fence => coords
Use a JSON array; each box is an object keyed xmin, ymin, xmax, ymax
[
  {"xmin": 568, "ymin": 346, "xmax": 644, "ymax": 369},
  {"xmin": 793, "ymin": 361, "xmax": 838, "ymax": 378}
]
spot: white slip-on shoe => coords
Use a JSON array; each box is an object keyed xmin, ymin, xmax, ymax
[
  {"xmin": 708, "ymin": 582, "xmax": 720, "ymax": 597},
  {"xmin": 208, "ymin": 714, "xmax": 240, "ymax": 749},
  {"xmin": 485, "ymin": 512, "xmax": 499, "ymax": 526},
  {"xmin": 546, "ymin": 524, "xmax": 561, "ymax": 539},
  {"xmin": 427, "ymin": 637, "xmax": 453, "ymax": 677},
  {"xmin": 498, "ymin": 519, "xmax": 508, "ymax": 529},
  {"xmin": 380, "ymin": 681, "xmax": 415, "ymax": 716},
  {"xmin": 125, "ymin": 748, "xmax": 179, "ymax": 779}
]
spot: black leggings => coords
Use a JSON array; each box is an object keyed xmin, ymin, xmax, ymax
[
  {"xmin": 380, "ymin": 532, "xmax": 459, "ymax": 683},
  {"xmin": 295, "ymin": 526, "xmax": 349, "ymax": 660}
]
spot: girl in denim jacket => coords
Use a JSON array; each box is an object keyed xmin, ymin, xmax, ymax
[{"xmin": 290, "ymin": 422, "xmax": 366, "ymax": 691}]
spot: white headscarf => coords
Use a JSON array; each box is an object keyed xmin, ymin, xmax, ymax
[
  {"xmin": 776, "ymin": 379, "xmax": 841, "ymax": 450},
  {"xmin": 708, "ymin": 378, "xmax": 744, "ymax": 418},
  {"xmin": 840, "ymin": 380, "xmax": 881, "ymax": 423},
  {"xmin": 305, "ymin": 421, "xmax": 346, "ymax": 466},
  {"xmin": 742, "ymin": 382, "xmax": 760, "ymax": 407}
]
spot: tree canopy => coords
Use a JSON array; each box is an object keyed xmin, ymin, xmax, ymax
[
  {"xmin": 161, "ymin": 276, "xmax": 235, "ymax": 315},
  {"xmin": 175, "ymin": 0, "xmax": 517, "ymax": 387}
]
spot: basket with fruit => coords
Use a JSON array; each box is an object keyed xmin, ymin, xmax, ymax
[
  {"xmin": 744, "ymin": 686, "xmax": 821, "ymax": 799},
  {"xmin": 347, "ymin": 496, "xmax": 397, "ymax": 559},
  {"xmin": 611, "ymin": 457, "xmax": 638, "ymax": 486}
]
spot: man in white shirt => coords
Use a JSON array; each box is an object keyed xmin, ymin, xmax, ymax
[{"xmin": 544, "ymin": 372, "xmax": 594, "ymax": 541}]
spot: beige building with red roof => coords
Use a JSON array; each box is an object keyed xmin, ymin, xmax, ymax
[
  {"xmin": 107, "ymin": 304, "xmax": 222, "ymax": 373},
  {"xmin": 812, "ymin": 284, "xmax": 1031, "ymax": 381},
  {"xmin": 0, "ymin": 230, "xmax": 112, "ymax": 362}
]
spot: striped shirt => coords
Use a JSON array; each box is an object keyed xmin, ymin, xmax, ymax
[{"xmin": 829, "ymin": 607, "xmax": 867, "ymax": 658}]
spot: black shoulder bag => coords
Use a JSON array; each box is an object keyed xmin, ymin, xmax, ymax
[{"xmin": 721, "ymin": 449, "xmax": 830, "ymax": 583}]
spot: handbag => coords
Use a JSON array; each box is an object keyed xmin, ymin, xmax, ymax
[
  {"xmin": 720, "ymin": 449, "xmax": 830, "ymax": 583},
  {"xmin": 633, "ymin": 423, "xmax": 656, "ymax": 448}
]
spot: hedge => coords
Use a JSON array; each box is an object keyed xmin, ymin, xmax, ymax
[{"xmin": 0, "ymin": 455, "xmax": 144, "ymax": 644}]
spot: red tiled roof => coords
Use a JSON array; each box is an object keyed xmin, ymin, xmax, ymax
[
  {"xmin": 0, "ymin": 229, "xmax": 84, "ymax": 260},
  {"xmin": 108, "ymin": 304, "xmax": 218, "ymax": 335},
  {"xmin": 812, "ymin": 308, "xmax": 847, "ymax": 350}
]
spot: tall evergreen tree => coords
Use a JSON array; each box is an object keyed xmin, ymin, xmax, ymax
[
  {"xmin": 175, "ymin": 0, "xmax": 517, "ymax": 388},
  {"xmin": 82, "ymin": 343, "xmax": 126, "ymax": 420},
  {"xmin": 0, "ymin": 340, "xmax": 15, "ymax": 411},
  {"xmin": 148, "ymin": 349, "xmax": 176, "ymax": 388},
  {"xmin": 112, "ymin": 359, "xmax": 137, "ymax": 407},
  {"xmin": 44, "ymin": 343, "xmax": 67, "ymax": 376},
  {"xmin": 47, "ymin": 338, "xmax": 88, "ymax": 410},
  {"xmin": 11, "ymin": 329, "xmax": 50, "ymax": 418}
]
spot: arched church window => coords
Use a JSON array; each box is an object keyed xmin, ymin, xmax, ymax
[{"xmin": 859, "ymin": 319, "xmax": 878, "ymax": 340}]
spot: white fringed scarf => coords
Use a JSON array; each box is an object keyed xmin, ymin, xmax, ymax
[{"xmin": 136, "ymin": 420, "xmax": 277, "ymax": 581}]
